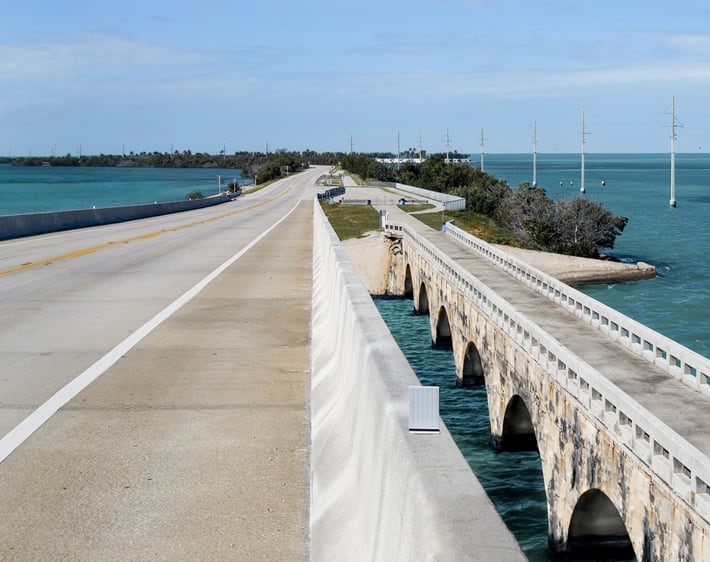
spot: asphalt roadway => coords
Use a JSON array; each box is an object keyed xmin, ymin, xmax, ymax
[{"xmin": 0, "ymin": 166, "xmax": 323, "ymax": 560}]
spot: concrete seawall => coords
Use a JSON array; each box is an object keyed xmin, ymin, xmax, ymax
[
  {"xmin": 0, "ymin": 194, "xmax": 233, "ymax": 240},
  {"xmin": 310, "ymin": 200, "xmax": 525, "ymax": 561}
]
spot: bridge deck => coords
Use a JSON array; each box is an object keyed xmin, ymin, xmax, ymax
[{"xmin": 384, "ymin": 203, "xmax": 710, "ymax": 458}]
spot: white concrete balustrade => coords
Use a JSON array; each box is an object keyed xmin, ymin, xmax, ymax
[{"xmin": 444, "ymin": 222, "xmax": 710, "ymax": 397}]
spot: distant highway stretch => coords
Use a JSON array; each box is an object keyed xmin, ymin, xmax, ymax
[
  {"xmin": 0, "ymin": 166, "xmax": 317, "ymax": 446},
  {"xmin": 0, "ymin": 166, "xmax": 322, "ymax": 559}
]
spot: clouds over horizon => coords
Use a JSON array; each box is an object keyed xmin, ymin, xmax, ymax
[{"xmin": 2, "ymin": 1, "xmax": 710, "ymax": 154}]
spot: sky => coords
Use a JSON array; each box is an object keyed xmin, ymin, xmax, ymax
[{"xmin": 2, "ymin": 0, "xmax": 710, "ymax": 156}]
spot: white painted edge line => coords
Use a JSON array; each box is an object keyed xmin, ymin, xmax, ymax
[{"xmin": 0, "ymin": 198, "xmax": 303, "ymax": 464}]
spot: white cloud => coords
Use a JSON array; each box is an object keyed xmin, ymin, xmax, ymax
[
  {"xmin": 661, "ymin": 32, "xmax": 710, "ymax": 56},
  {"xmin": 0, "ymin": 34, "xmax": 205, "ymax": 90}
]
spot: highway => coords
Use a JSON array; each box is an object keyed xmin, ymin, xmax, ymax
[{"xmin": 0, "ymin": 165, "xmax": 322, "ymax": 559}]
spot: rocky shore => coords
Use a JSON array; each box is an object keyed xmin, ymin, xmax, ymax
[{"xmin": 493, "ymin": 245, "xmax": 657, "ymax": 286}]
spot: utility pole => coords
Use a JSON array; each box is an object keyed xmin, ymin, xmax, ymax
[
  {"xmin": 580, "ymin": 109, "xmax": 587, "ymax": 194},
  {"xmin": 669, "ymin": 96, "xmax": 680, "ymax": 208},
  {"xmin": 418, "ymin": 130, "xmax": 423, "ymax": 162},
  {"xmin": 480, "ymin": 128, "xmax": 486, "ymax": 172},
  {"xmin": 397, "ymin": 131, "xmax": 401, "ymax": 170},
  {"xmin": 532, "ymin": 119, "xmax": 537, "ymax": 186},
  {"xmin": 445, "ymin": 128, "xmax": 450, "ymax": 163}
]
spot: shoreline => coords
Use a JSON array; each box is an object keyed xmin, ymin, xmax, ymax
[
  {"xmin": 492, "ymin": 244, "xmax": 657, "ymax": 286},
  {"xmin": 342, "ymin": 230, "xmax": 657, "ymax": 294}
]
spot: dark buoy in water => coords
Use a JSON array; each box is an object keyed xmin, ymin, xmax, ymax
[{"xmin": 601, "ymin": 180, "xmax": 606, "ymax": 186}]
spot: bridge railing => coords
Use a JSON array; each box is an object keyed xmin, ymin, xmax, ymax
[
  {"xmin": 368, "ymin": 181, "xmax": 466, "ymax": 210},
  {"xmin": 442, "ymin": 222, "xmax": 710, "ymax": 399},
  {"xmin": 391, "ymin": 220, "xmax": 710, "ymax": 524}
]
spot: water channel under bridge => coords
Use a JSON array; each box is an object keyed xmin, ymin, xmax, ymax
[{"xmin": 379, "ymin": 207, "xmax": 710, "ymax": 560}]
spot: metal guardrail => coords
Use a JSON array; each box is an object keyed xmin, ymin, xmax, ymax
[{"xmin": 385, "ymin": 219, "xmax": 710, "ymax": 524}]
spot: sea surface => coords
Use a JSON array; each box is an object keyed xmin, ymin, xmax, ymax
[{"xmin": 0, "ymin": 164, "xmax": 246, "ymax": 216}]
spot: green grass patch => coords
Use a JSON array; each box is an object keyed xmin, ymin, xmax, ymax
[
  {"xmin": 349, "ymin": 173, "xmax": 365, "ymax": 185},
  {"xmin": 316, "ymin": 174, "xmax": 343, "ymax": 187},
  {"xmin": 398, "ymin": 203, "xmax": 436, "ymax": 213},
  {"xmin": 319, "ymin": 200, "xmax": 381, "ymax": 240},
  {"xmin": 414, "ymin": 210, "xmax": 519, "ymax": 246}
]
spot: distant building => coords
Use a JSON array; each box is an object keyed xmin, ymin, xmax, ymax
[{"xmin": 375, "ymin": 157, "xmax": 426, "ymax": 165}]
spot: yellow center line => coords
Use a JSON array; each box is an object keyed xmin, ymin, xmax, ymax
[{"xmin": 0, "ymin": 186, "xmax": 292, "ymax": 277}]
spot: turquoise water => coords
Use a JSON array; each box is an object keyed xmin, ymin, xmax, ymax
[
  {"xmin": 482, "ymin": 153, "xmax": 710, "ymax": 357},
  {"xmin": 0, "ymin": 165, "xmax": 246, "ymax": 216}
]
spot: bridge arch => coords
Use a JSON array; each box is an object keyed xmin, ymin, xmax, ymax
[
  {"xmin": 403, "ymin": 264, "xmax": 413, "ymax": 298},
  {"xmin": 566, "ymin": 489, "xmax": 634, "ymax": 559},
  {"xmin": 415, "ymin": 282, "xmax": 429, "ymax": 315},
  {"xmin": 461, "ymin": 341, "xmax": 484, "ymax": 386},
  {"xmin": 433, "ymin": 306, "xmax": 452, "ymax": 349},
  {"xmin": 500, "ymin": 394, "xmax": 537, "ymax": 451},
  {"xmin": 393, "ymin": 231, "xmax": 709, "ymax": 560}
]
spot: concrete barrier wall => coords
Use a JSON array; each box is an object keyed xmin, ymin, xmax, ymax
[
  {"xmin": 368, "ymin": 181, "xmax": 466, "ymax": 210},
  {"xmin": 395, "ymin": 182, "xmax": 466, "ymax": 211},
  {"xmin": 311, "ymin": 200, "xmax": 525, "ymax": 561},
  {"xmin": 0, "ymin": 194, "xmax": 233, "ymax": 240}
]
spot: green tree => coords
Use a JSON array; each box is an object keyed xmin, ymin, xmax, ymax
[
  {"xmin": 553, "ymin": 198, "xmax": 628, "ymax": 257},
  {"xmin": 499, "ymin": 183, "xmax": 556, "ymax": 249},
  {"xmin": 340, "ymin": 153, "xmax": 374, "ymax": 180}
]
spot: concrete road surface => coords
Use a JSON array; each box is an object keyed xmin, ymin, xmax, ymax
[{"xmin": 0, "ymin": 166, "xmax": 323, "ymax": 560}]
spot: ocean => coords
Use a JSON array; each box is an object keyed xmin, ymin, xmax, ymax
[{"xmin": 0, "ymin": 164, "xmax": 246, "ymax": 216}]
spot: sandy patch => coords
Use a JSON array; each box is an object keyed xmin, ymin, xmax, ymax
[
  {"xmin": 341, "ymin": 229, "xmax": 656, "ymax": 293},
  {"xmin": 341, "ymin": 231, "xmax": 391, "ymax": 294}
]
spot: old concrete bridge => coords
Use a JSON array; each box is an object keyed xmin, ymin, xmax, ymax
[{"xmin": 379, "ymin": 207, "xmax": 710, "ymax": 560}]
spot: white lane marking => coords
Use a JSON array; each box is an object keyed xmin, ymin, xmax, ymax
[{"xmin": 0, "ymin": 198, "xmax": 303, "ymax": 464}]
